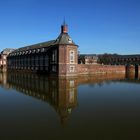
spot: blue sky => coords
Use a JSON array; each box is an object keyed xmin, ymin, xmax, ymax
[{"xmin": 0, "ymin": 0, "xmax": 140, "ymax": 54}]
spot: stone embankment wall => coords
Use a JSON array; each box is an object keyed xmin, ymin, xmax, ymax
[
  {"xmin": 125, "ymin": 65, "xmax": 140, "ymax": 79},
  {"xmin": 77, "ymin": 64, "xmax": 125, "ymax": 75}
]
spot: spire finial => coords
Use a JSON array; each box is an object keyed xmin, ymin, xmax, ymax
[
  {"xmin": 61, "ymin": 18, "xmax": 68, "ymax": 33},
  {"xmin": 63, "ymin": 17, "xmax": 66, "ymax": 25}
]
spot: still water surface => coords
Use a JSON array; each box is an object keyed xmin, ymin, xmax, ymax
[{"xmin": 0, "ymin": 72, "xmax": 140, "ymax": 140}]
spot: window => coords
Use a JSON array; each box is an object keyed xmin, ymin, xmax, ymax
[
  {"xmin": 70, "ymin": 66, "xmax": 75, "ymax": 72},
  {"xmin": 45, "ymin": 55, "xmax": 49, "ymax": 66},
  {"xmin": 52, "ymin": 49, "xmax": 57, "ymax": 63},
  {"xmin": 41, "ymin": 48, "xmax": 45, "ymax": 52},
  {"xmin": 31, "ymin": 56, "xmax": 34, "ymax": 66},
  {"xmin": 70, "ymin": 80, "xmax": 75, "ymax": 87},
  {"xmin": 40, "ymin": 56, "xmax": 44, "ymax": 66},
  {"xmin": 69, "ymin": 88, "xmax": 75, "ymax": 103},
  {"xmin": 68, "ymin": 38, "xmax": 72, "ymax": 43},
  {"xmin": 52, "ymin": 52, "xmax": 55, "ymax": 61},
  {"xmin": 70, "ymin": 50, "xmax": 75, "ymax": 64},
  {"xmin": 35, "ymin": 56, "xmax": 39, "ymax": 66},
  {"xmin": 52, "ymin": 65, "xmax": 57, "ymax": 72},
  {"xmin": 3, "ymin": 55, "xmax": 6, "ymax": 59}
]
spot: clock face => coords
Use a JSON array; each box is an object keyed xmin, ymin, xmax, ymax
[{"xmin": 68, "ymin": 38, "xmax": 72, "ymax": 43}]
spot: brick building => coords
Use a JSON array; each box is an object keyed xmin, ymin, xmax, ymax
[
  {"xmin": 0, "ymin": 48, "xmax": 15, "ymax": 72},
  {"xmin": 7, "ymin": 23, "xmax": 78, "ymax": 76},
  {"xmin": 6, "ymin": 23, "xmax": 133, "ymax": 76},
  {"xmin": 78, "ymin": 54, "xmax": 98, "ymax": 64}
]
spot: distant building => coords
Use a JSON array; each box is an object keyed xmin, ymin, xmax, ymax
[
  {"xmin": 98, "ymin": 53, "xmax": 140, "ymax": 65},
  {"xmin": 0, "ymin": 48, "xmax": 15, "ymax": 72},
  {"xmin": 78, "ymin": 54, "xmax": 98, "ymax": 64}
]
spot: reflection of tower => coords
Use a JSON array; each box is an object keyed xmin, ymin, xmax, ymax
[
  {"xmin": 48, "ymin": 77, "xmax": 78, "ymax": 125},
  {"xmin": 6, "ymin": 72, "xmax": 78, "ymax": 125},
  {"xmin": 56, "ymin": 77, "xmax": 78, "ymax": 125}
]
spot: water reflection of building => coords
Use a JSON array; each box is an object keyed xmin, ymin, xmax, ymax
[
  {"xmin": 0, "ymin": 72, "xmax": 8, "ymax": 88},
  {"xmin": 1, "ymin": 72, "xmax": 140, "ymax": 125},
  {"xmin": 0, "ymin": 72, "xmax": 77, "ymax": 125}
]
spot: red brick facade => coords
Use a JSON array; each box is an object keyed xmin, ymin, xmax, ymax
[
  {"xmin": 77, "ymin": 64, "xmax": 125, "ymax": 75},
  {"xmin": 58, "ymin": 45, "xmax": 78, "ymax": 76},
  {"xmin": 5, "ymin": 24, "xmax": 140, "ymax": 77}
]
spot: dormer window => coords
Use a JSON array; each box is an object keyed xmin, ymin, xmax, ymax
[
  {"xmin": 37, "ymin": 49, "xmax": 40, "ymax": 53},
  {"xmin": 32, "ymin": 50, "xmax": 36, "ymax": 53},
  {"xmin": 29, "ymin": 50, "xmax": 31, "ymax": 54},
  {"xmin": 41, "ymin": 48, "xmax": 45, "ymax": 52},
  {"xmin": 68, "ymin": 38, "xmax": 72, "ymax": 43}
]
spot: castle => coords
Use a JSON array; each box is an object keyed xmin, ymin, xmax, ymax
[
  {"xmin": 0, "ymin": 23, "xmax": 140, "ymax": 77},
  {"xmin": 7, "ymin": 23, "xmax": 78, "ymax": 76}
]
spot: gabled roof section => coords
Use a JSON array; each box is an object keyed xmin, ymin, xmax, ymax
[
  {"xmin": 9, "ymin": 23, "xmax": 78, "ymax": 55},
  {"xmin": 19, "ymin": 40, "xmax": 55, "ymax": 50},
  {"xmin": 12, "ymin": 40, "xmax": 55, "ymax": 53},
  {"xmin": 54, "ymin": 33, "xmax": 77, "ymax": 46}
]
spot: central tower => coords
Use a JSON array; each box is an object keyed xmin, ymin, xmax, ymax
[{"xmin": 55, "ymin": 22, "xmax": 78, "ymax": 76}]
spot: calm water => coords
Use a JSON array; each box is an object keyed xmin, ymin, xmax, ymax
[{"xmin": 0, "ymin": 72, "xmax": 140, "ymax": 140}]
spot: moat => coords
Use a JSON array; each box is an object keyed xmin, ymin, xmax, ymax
[{"xmin": 0, "ymin": 72, "xmax": 140, "ymax": 140}]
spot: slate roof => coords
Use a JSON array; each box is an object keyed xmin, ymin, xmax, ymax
[
  {"xmin": 54, "ymin": 33, "xmax": 77, "ymax": 46},
  {"xmin": 10, "ymin": 32, "xmax": 77, "ymax": 54},
  {"xmin": 12, "ymin": 40, "xmax": 55, "ymax": 53}
]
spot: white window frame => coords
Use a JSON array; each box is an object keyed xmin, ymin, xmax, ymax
[
  {"xmin": 70, "ymin": 50, "xmax": 75, "ymax": 64},
  {"xmin": 69, "ymin": 66, "xmax": 75, "ymax": 72}
]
